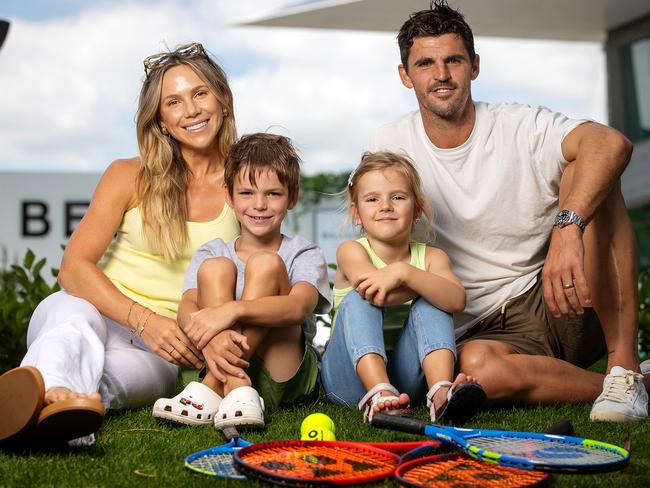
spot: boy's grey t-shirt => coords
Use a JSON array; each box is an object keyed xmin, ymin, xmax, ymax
[{"xmin": 183, "ymin": 234, "xmax": 332, "ymax": 315}]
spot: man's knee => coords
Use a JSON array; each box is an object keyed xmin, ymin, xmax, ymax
[
  {"xmin": 458, "ymin": 340, "xmax": 512, "ymax": 377},
  {"xmin": 459, "ymin": 340, "xmax": 523, "ymax": 402},
  {"xmin": 458, "ymin": 341, "xmax": 490, "ymax": 376}
]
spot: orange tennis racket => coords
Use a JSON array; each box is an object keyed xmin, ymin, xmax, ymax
[
  {"xmin": 396, "ymin": 453, "xmax": 550, "ymax": 487},
  {"xmin": 233, "ymin": 440, "xmax": 416, "ymax": 485}
]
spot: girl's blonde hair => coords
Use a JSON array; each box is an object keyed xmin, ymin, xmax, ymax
[
  {"xmin": 347, "ymin": 151, "xmax": 434, "ymax": 239},
  {"xmin": 135, "ymin": 48, "xmax": 236, "ymax": 261}
]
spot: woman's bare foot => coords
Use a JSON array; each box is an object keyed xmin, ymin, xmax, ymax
[
  {"xmin": 372, "ymin": 391, "xmax": 410, "ymax": 414},
  {"xmin": 44, "ymin": 387, "xmax": 102, "ymax": 406}
]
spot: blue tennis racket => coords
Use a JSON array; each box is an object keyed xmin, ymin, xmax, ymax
[
  {"xmin": 371, "ymin": 413, "xmax": 629, "ymax": 473},
  {"xmin": 184, "ymin": 426, "xmax": 251, "ymax": 479}
]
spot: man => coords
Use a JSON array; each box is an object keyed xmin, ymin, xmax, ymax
[{"xmin": 368, "ymin": 0, "xmax": 648, "ymax": 421}]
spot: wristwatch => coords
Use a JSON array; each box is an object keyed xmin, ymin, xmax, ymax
[{"xmin": 553, "ymin": 209, "xmax": 586, "ymax": 232}]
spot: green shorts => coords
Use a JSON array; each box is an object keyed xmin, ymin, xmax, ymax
[
  {"xmin": 457, "ymin": 275, "xmax": 606, "ymax": 368},
  {"xmin": 248, "ymin": 343, "xmax": 319, "ymax": 411}
]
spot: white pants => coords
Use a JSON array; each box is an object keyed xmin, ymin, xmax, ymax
[{"xmin": 21, "ymin": 291, "xmax": 179, "ymax": 412}]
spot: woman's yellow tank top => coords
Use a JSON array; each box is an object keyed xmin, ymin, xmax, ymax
[{"xmin": 98, "ymin": 205, "xmax": 239, "ymax": 319}]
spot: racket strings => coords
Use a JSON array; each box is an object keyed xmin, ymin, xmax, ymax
[
  {"xmin": 398, "ymin": 455, "xmax": 548, "ymax": 488},
  {"xmin": 469, "ymin": 436, "xmax": 624, "ymax": 465},
  {"xmin": 187, "ymin": 451, "xmax": 241, "ymax": 477},
  {"xmin": 238, "ymin": 444, "xmax": 397, "ymax": 481}
]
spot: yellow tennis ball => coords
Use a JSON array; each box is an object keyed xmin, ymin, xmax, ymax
[
  {"xmin": 301, "ymin": 413, "xmax": 335, "ymax": 436},
  {"xmin": 301, "ymin": 428, "xmax": 336, "ymax": 441}
]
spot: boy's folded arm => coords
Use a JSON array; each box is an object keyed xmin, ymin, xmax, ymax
[{"xmin": 233, "ymin": 282, "xmax": 319, "ymax": 327}]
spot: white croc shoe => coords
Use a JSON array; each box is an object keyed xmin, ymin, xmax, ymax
[
  {"xmin": 214, "ymin": 386, "xmax": 265, "ymax": 429},
  {"xmin": 152, "ymin": 381, "xmax": 222, "ymax": 426},
  {"xmin": 590, "ymin": 366, "xmax": 648, "ymax": 422}
]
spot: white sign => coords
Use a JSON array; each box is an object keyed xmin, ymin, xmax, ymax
[{"xmin": 0, "ymin": 172, "xmax": 101, "ymax": 275}]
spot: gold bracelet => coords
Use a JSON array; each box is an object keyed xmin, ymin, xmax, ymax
[
  {"xmin": 125, "ymin": 300, "xmax": 137, "ymax": 330},
  {"xmin": 128, "ymin": 305, "xmax": 156, "ymax": 344},
  {"xmin": 137, "ymin": 309, "xmax": 155, "ymax": 337},
  {"xmin": 130, "ymin": 303, "xmax": 150, "ymax": 344}
]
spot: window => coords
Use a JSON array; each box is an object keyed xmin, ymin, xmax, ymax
[{"xmin": 623, "ymin": 37, "xmax": 650, "ymax": 141}]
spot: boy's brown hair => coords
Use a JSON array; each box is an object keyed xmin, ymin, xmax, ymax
[{"xmin": 224, "ymin": 133, "xmax": 301, "ymax": 203}]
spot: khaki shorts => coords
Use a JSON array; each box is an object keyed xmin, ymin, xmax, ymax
[
  {"xmin": 457, "ymin": 276, "xmax": 606, "ymax": 368},
  {"xmin": 248, "ymin": 343, "xmax": 319, "ymax": 411}
]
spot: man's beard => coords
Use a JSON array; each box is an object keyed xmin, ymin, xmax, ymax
[{"xmin": 422, "ymin": 92, "xmax": 467, "ymax": 120}]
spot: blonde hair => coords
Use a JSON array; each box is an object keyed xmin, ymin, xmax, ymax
[
  {"xmin": 225, "ymin": 133, "xmax": 301, "ymax": 204},
  {"xmin": 135, "ymin": 48, "xmax": 236, "ymax": 260},
  {"xmin": 348, "ymin": 151, "xmax": 434, "ymax": 239}
]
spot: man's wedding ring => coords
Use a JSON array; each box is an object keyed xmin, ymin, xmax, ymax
[{"xmin": 562, "ymin": 282, "xmax": 575, "ymax": 289}]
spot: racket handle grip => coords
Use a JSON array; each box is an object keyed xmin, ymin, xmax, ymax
[
  {"xmin": 371, "ymin": 413, "xmax": 427, "ymax": 434},
  {"xmin": 543, "ymin": 420, "xmax": 574, "ymax": 437},
  {"xmin": 221, "ymin": 425, "xmax": 240, "ymax": 441}
]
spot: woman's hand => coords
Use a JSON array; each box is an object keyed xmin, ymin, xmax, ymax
[
  {"xmin": 140, "ymin": 313, "xmax": 204, "ymax": 368},
  {"xmin": 185, "ymin": 301, "xmax": 240, "ymax": 349},
  {"xmin": 202, "ymin": 330, "xmax": 250, "ymax": 383}
]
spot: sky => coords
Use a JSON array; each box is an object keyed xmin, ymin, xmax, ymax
[{"xmin": 0, "ymin": 0, "xmax": 606, "ymax": 175}]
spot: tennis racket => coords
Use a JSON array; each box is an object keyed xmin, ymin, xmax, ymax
[
  {"xmin": 396, "ymin": 453, "xmax": 550, "ymax": 487},
  {"xmin": 184, "ymin": 425, "xmax": 251, "ymax": 479},
  {"xmin": 232, "ymin": 439, "xmax": 439, "ymax": 485},
  {"xmin": 371, "ymin": 412, "xmax": 629, "ymax": 473},
  {"xmin": 399, "ymin": 418, "xmax": 576, "ymax": 464},
  {"xmin": 185, "ymin": 428, "xmax": 439, "ymax": 479}
]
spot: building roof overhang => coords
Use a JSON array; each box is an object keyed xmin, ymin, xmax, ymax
[{"xmin": 240, "ymin": 0, "xmax": 650, "ymax": 42}]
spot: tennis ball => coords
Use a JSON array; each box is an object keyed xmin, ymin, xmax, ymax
[
  {"xmin": 300, "ymin": 413, "xmax": 335, "ymax": 436},
  {"xmin": 301, "ymin": 428, "xmax": 336, "ymax": 441}
]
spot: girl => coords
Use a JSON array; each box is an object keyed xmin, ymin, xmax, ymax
[{"xmin": 321, "ymin": 151, "xmax": 485, "ymax": 423}]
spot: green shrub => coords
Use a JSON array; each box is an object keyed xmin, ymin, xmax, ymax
[{"xmin": 0, "ymin": 249, "xmax": 59, "ymax": 372}]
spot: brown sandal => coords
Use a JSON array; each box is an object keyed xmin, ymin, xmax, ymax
[
  {"xmin": 32, "ymin": 397, "xmax": 104, "ymax": 445},
  {"xmin": 0, "ymin": 366, "xmax": 45, "ymax": 444}
]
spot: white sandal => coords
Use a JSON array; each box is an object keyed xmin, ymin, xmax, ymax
[
  {"xmin": 214, "ymin": 386, "xmax": 265, "ymax": 429},
  {"xmin": 426, "ymin": 380, "xmax": 486, "ymax": 424},
  {"xmin": 358, "ymin": 383, "xmax": 410, "ymax": 423},
  {"xmin": 152, "ymin": 381, "xmax": 222, "ymax": 426}
]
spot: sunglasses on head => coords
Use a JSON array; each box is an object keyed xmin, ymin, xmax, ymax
[{"xmin": 143, "ymin": 42, "xmax": 207, "ymax": 76}]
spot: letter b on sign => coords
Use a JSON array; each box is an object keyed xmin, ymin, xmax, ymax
[{"xmin": 22, "ymin": 201, "xmax": 50, "ymax": 237}]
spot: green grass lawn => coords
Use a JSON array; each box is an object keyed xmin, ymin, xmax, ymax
[{"xmin": 1, "ymin": 367, "xmax": 648, "ymax": 487}]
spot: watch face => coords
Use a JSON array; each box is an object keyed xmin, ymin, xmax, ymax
[{"xmin": 555, "ymin": 210, "xmax": 570, "ymax": 227}]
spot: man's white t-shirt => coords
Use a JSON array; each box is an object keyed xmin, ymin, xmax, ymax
[{"xmin": 368, "ymin": 101, "xmax": 586, "ymax": 337}]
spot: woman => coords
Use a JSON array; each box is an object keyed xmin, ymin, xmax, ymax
[{"xmin": 0, "ymin": 43, "xmax": 239, "ymax": 446}]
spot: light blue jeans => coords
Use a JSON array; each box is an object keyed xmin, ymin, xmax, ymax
[{"xmin": 321, "ymin": 291, "xmax": 456, "ymax": 408}]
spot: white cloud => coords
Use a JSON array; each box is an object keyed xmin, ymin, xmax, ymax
[{"xmin": 0, "ymin": 0, "xmax": 606, "ymax": 174}]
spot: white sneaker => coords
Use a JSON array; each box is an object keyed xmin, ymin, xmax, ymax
[
  {"xmin": 641, "ymin": 359, "xmax": 650, "ymax": 375},
  {"xmin": 590, "ymin": 366, "xmax": 648, "ymax": 422}
]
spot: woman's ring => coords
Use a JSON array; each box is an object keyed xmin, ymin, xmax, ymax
[
  {"xmin": 169, "ymin": 347, "xmax": 175, "ymax": 355},
  {"xmin": 562, "ymin": 283, "xmax": 575, "ymax": 289}
]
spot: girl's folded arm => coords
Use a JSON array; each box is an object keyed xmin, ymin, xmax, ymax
[
  {"xmin": 335, "ymin": 240, "xmax": 377, "ymax": 287},
  {"xmin": 401, "ymin": 247, "xmax": 466, "ymax": 313}
]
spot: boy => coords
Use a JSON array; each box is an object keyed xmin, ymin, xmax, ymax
[{"xmin": 152, "ymin": 133, "xmax": 331, "ymax": 429}]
